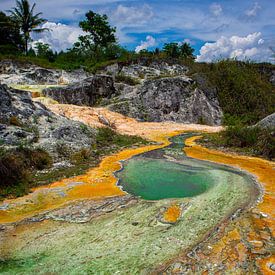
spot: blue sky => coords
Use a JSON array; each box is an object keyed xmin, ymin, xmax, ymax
[{"xmin": 1, "ymin": 0, "xmax": 274, "ymax": 62}]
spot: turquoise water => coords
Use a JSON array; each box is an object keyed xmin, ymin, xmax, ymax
[
  {"xmin": 118, "ymin": 158, "xmax": 214, "ymax": 200},
  {"xmin": 116, "ymin": 134, "xmax": 249, "ymax": 200}
]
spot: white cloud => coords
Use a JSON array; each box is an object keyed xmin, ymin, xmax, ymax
[
  {"xmin": 31, "ymin": 22, "xmax": 83, "ymax": 52},
  {"xmin": 245, "ymin": 2, "xmax": 261, "ymax": 17},
  {"xmin": 196, "ymin": 32, "xmax": 274, "ymax": 63},
  {"xmin": 210, "ymin": 3, "xmax": 223, "ymax": 17},
  {"xmin": 112, "ymin": 4, "xmax": 154, "ymax": 26},
  {"xmin": 135, "ymin": 35, "xmax": 156, "ymax": 53}
]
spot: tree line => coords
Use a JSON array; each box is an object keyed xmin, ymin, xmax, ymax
[{"xmin": 0, "ymin": 0, "xmax": 195, "ymax": 69}]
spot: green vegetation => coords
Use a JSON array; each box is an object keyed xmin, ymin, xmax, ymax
[
  {"xmin": 189, "ymin": 60, "xmax": 275, "ymax": 125},
  {"xmin": 0, "ymin": 147, "xmax": 52, "ymax": 198},
  {"xmin": 8, "ymin": 0, "xmax": 47, "ymax": 54},
  {"xmin": 114, "ymin": 73, "xmax": 140, "ymax": 86},
  {"xmin": 200, "ymin": 126, "xmax": 275, "ymax": 160}
]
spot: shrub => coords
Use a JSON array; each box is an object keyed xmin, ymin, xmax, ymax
[
  {"xmin": 206, "ymin": 126, "xmax": 275, "ymax": 160},
  {"xmin": 115, "ymin": 74, "xmax": 140, "ymax": 86},
  {"xmin": 70, "ymin": 148, "xmax": 92, "ymax": 164},
  {"xmin": 0, "ymin": 147, "xmax": 52, "ymax": 198},
  {"xmin": 188, "ymin": 60, "xmax": 275, "ymax": 125}
]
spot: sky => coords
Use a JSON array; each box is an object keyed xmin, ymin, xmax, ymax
[{"xmin": 1, "ymin": 0, "xmax": 275, "ymax": 63}]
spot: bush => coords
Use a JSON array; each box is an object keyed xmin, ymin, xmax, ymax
[
  {"xmin": 206, "ymin": 126, "xmax": 275, "ymax": 159},
  {"xmin": 0, "ymin": 147, "xmax": 52, "ymax": 198},
  {"xmin": 188, "ymin": 60, "xmax": 275, "ymax": 125}
]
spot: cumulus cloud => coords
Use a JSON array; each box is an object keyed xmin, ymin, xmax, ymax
[
  {"xmin": 210, "ymin": 3, "xmax": 223, "ymax": 17},
  {"xmin": 135, "ymin": 36, "xmax": 156, "ymax": 53},
  {"xmin": 31, "ymin": 22, "xmax": 83, "ymax": 52},
  {"xmin": 196, "ymin": 32, "xmax": 274, "ymax": 63}
]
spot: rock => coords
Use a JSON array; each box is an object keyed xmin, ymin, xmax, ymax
[
  {"xmin": 109, "ymin": 76, "xmax": 222, "ymax": 125},
  {"xmin": 255, "ymin": 113, "xmax": 275, "ymax": 129},
  {"xmin": 269, "ymin": 263, "xmax": 275, "ymax": 271},
  {"xmin": 43, "ymin": 75, "xmax": 116, "ymax": 106},
  {"xmin": 0, "ymin": 60, "xmax": 90, "ymax": 85},
  {"xmin": 0, "ymin": 84, "xmax": 96, "ymax": 161}
]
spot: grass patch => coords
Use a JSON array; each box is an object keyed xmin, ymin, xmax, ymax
[
  {"xmin": 200, "ymin": 126, "xmax": 275, "ymax": 160},
  {"xmin": 114, "ymin": 73, "xmax": 140, "ymax": 86}
]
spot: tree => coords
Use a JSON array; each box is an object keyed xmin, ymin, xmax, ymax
[
  {"xmin": 179, "ymin": 42, "xmax": 195, "ymax": 59},
  {"xmin": 163, "ymin": 42, "xmax": 195, "ymax": 59},
  {"xmin": 34, "ymin": 41, "xmax": 55, "ymax": 61},
  {"xmin": 8, "ymin": 0, "xmax": 48, "ymax": 55},
  {"xmin": 0, "ymin": 11, "xmax": 24, "ymax": 53},
  {"xmin": 77, "ymin": 10, "xmax": 116, "ymax": 51},
  {"xmin": 163, "ymin": 43, "xmax": 180, "ymax": 58}
]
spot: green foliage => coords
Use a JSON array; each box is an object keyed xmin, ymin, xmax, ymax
[
  {"xmin": 8, "ymin": 0, "xmax": 47, "ymax": 54},
  {"xmin": 163, "ymin": 42, "xmax": 195, "ymax": 59},
  {"xmin": 0, "ymin": 147, "xmax": 52, "ymax": 198},
  {"xmin": 75, "ymin": 10, "xmax": 116, "ymax": 53},
  {"xmin": 204, "ymin": 126, "xmax": 275, "ymax": 160},
  {"xmin": 115, "ymin": 74, "xmax": 140, "ymax": 86},
  {"xmin": 0, "ymin": 11, "xmax": 24, "ymax": 54},
  {"xmin": 189, "ymin": 60, "xmax": 275, "ymax": 125},
  {"xmin": 34, "ymin": 41, "xmax": 55, "ymax": 62}
]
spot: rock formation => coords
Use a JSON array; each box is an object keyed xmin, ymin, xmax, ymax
[
  {"xmin": 43, "ymin": 62, "xmax": 223, "ymax": 125},
  {"xmin": 0, "ymin": 84, "xmax": 96, "ymax": 160},
  {"xmin": 43, "ymin": 75, "xmax": 116, "ymax": 106},
  {"xmin": 0, "ymin": 60, "xmax": 90, "ymax": 85}
]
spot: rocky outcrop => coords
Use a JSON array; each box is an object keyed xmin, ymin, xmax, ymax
[
  {"xmin": 0, "ymin": 60, "xmax": 90, "ymax": 85},
  {"xmin": 0, "ymin": 84, "xmax": 96, "ymax": 160},
  {"xmin": 109, "ymin": 75, "xmax": 222, "ymax": 125},
  {"xmin": 42, "ymin": 62, "xmax": 222, "ymax": 125},
  {"xmin": 256, "ymin": 113, "xmax": 275, "ymax": 129},
  {"xmin": 43, "ymin": 75, "xmax": 116, "ymax": 106}
]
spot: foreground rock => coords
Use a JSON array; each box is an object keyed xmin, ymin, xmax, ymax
[
  {"xmin": 0, "ymin": 84, "xmax": 96, "ymax": 160},
  {"xmin": 0, "ymin": 60, "xmax": 90, "ymax": 85}
]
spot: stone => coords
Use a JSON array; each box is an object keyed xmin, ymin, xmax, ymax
[{"xmin": 43, "ymin": 75, "xmax": 116, "ymax": 106}]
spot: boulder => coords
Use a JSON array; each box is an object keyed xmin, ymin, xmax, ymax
[{"xmin": 43, "ymin": 75, "xmax": 116, "ymax": 106}]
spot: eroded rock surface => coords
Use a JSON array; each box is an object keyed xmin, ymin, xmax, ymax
[
  {"xmin": 0, "ymin": 60, "xmax": 90, "ymax": 85},
  {"xmin": 43, "ymin": 75, "xmax": 116, "ymax": 106},
  {"xmin": 0, "ymin": 84, "xmax": 96, "ymax": 160}
]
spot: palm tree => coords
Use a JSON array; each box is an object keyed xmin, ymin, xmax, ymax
[{"xmin": 8, "ymin": 0, "xmax": 48, "ymax": 54}]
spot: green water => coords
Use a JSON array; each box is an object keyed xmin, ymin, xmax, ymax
[
  {"xmin": 118, "ymin": 158, "xmax": 214, "ymax": 200},
  {"xmin": 117, "ymin": 134, "xmax": 246, "ymax": 200}
]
